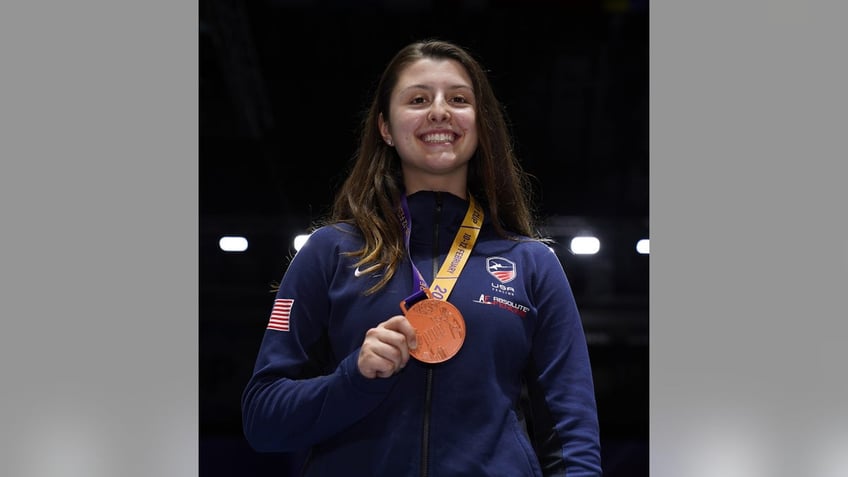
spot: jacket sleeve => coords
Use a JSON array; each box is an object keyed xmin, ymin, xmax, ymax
[
  {"xmin": 529, "ymin": 244, "xmax": 603, "ymax": 476},
  {"xmin": 241, "ymin": 227, "xmax": 398, "ymax": 452}
]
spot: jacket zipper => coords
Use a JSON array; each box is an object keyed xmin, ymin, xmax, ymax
[{"xmin": 420, "ymin": 192, "xmax": 442, "ymax": 477}]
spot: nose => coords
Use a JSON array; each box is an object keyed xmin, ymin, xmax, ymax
[{"xmin": 428, "ymin": 98, "xmax": 450, "ymax": 122}]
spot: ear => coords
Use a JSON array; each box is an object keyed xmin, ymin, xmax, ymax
[{"xmin": 378, "ymin": 113, "xmax": 393, "ymax": 146}]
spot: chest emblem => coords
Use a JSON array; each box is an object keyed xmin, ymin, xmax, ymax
[{"xmin": 486, "ymin": 256, "xmax": 516, "ymax": 283}]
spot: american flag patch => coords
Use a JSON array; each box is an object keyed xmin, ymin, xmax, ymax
[{"xmin": 267, "ymin": 298, "xmax": 293, "ymax": 332}]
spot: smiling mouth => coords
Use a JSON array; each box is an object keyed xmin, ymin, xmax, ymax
[{"xmin": 420, "ymin": 132, "xmax": 457, "ymax": 144}]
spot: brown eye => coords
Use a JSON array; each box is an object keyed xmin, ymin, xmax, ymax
[{"xmin": 410, "ymin": 96, "xmax": 426, "ymax": 104}]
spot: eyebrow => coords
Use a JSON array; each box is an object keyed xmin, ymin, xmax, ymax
[{"xmin": 398, "ymin": 84, "xmax": 474, "ymax": 94}]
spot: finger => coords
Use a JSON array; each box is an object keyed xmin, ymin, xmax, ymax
[
  {"xmin": 371, "ymin": 343, "xmax": 405, "ymax": 372},
  {"xmin": 377, "ymin": 318, "xmax": 415, "ymax": 367},
  {"xmin": 359, "ymin": 327, "xmax": 406, "ymax": 378},
  {"xmin": 358, "ymin": 344, "xmax": 397, "ymax": 379},
  {"xmin": 372, "ymin": 326, "xmax": 411, "ymax": 369},
  {"xmin": 382, "ymin": 315, "xmax": 418, "ymax": 350}
]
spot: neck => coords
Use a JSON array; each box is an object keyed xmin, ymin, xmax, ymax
[{"xmin": 402, "ymin": 174, "xmax": 467, "ymax": 200}]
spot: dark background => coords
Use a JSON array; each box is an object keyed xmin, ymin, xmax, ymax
[{"xmin": 200, "ymin": 1, "xmax": 648, "ymax": 475}]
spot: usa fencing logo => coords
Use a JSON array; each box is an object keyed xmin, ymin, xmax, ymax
[{"xmin": 486, "ymin": 257, "xmax": 516, "ymax": 283}]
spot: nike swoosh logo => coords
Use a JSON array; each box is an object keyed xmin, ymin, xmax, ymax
[{"xmin": 354, "ymin": 267, "xmax": 364, "ymax": 277}]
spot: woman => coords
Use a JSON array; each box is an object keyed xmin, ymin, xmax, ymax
[{"xmin": 242, "ymin": 39, "xmax": 602, "ymax": 476}]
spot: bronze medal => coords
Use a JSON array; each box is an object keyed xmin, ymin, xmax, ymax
[{"xmin": 399, "ymin": 298, "xmax": 466, "ymax": 364}]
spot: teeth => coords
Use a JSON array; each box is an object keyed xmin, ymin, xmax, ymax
[{"xmin": 422, "ymin": 133, "xmax": 454, "ymax": 143}]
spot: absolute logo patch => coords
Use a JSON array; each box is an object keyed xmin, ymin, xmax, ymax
[{"xmin": 473, "ymin": 294, "xmax": 529, "ymax": 318}]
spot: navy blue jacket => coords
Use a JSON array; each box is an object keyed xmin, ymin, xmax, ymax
[{"xmin": 242, "ymin": 191, "xmax": 602, "ymax": 476}]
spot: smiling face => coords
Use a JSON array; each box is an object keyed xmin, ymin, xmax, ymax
[{"xmin": 379, "ymin": 58, "xmax": 479, "ymax": 198}]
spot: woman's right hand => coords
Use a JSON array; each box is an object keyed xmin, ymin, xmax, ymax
[{"xmin": 357, "ymin": 315, "xmax": 418, "ymax": 379}]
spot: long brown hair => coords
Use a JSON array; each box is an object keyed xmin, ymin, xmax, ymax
[{"xmin": 325, "ymin": 39, "xmax": 541, "ymax": 294}]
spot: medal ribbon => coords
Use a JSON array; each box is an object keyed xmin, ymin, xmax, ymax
[{"xmin": 399, "ymin": 193, "xmax": 484, "ymax": 305}]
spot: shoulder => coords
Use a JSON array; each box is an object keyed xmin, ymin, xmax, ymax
[
  {"xmin": 478, "ymin": 231, "xmax": 561, "ymax": 268},
  {"xmin": 511, "ymin": 238, "xmax": 561, "ymax": 268},
  {"xmin": 282, "ymin": 223, "xmax": 363, "ymax": 281},
  {"xmin": 497, "ymin": 234, "xmax": 564, "ymax": 274},
  {"xmin": 286, "ymin": 223, "xmax": 362, "ymax": 270},
  {"xmin": 301, "ymin": 223, "xmax": 362, "ymax": 250},
  {"xmin": 491, "ymin": 229, "xmax": 557, "ymax": 256}
]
